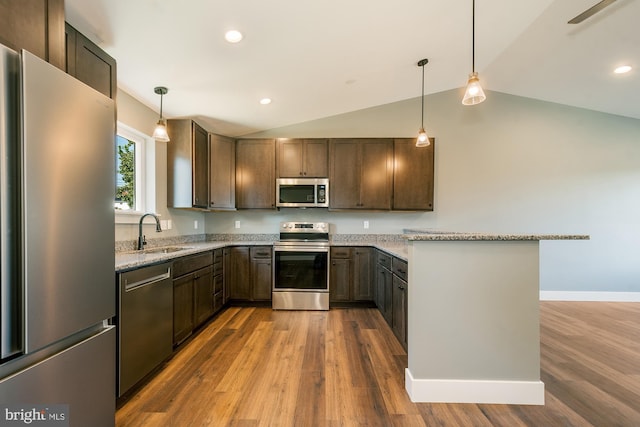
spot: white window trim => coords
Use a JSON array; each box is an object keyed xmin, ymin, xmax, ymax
[{"xmin": 115, "ymin": 122, "xmax": 157, "ymax": 224}]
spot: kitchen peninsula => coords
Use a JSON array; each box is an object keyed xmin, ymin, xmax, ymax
[{"xmin": 403, "ymin": 231, "xmax": 589, "ymax": 405}]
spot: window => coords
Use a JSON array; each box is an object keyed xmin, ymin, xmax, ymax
[{"xmin": 115, "ymin": 123, "xmax": 156, "ymax": 222}]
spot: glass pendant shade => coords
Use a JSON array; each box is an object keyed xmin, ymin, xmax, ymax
[
  {"xmin": 462, "ymin": 72, "xmax": 486, "ymax": 105},
  {"xmin": 416, "ymin": 127, "xmax": 430, "ymax": 147},
  {"xmin": 153, "ymin": 86, "xmax": 170, "ymax": 142},
  {"xmin": 153, "ymin": 119, "xmax": 170, "ymax": 142}
]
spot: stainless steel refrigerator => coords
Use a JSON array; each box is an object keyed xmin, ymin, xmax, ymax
[{"xmin": 0, "ymin": 44, "xmax": 116, "ymax": 426}]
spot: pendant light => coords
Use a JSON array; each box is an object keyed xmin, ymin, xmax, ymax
[
  {"xmin": 152, "ymin": 86, "xmax": 170, "ymax": 142},
  {"xmin": 416, "ymin": 58, "xmax": 430, "ymax": 147},
  {"xmin": 462, "ymin": 0, "xmax": 486, "ymax": 105}
]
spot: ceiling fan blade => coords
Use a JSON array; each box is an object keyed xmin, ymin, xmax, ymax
[{"xmin": 568, "ymin": 0, "xmax": 617, "ymax": 23}]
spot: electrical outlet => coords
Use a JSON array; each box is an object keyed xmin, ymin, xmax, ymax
[
  {"xmin": 194, "ymin": 220, "xmax": 198, "ymax": 229},
  {"xmin": 363, "ymin": 220, "xmax": 369, "ymax": 229},
  {"xmin": 235, "ymin": 220, "xmax": 241, "ymax": 229},
  {"xmin": 167, "ymin": 219, "xmax": 172, "ymax": 230}
]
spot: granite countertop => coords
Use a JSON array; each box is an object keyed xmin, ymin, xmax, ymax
[
  {"xmin": 402, "ymin": 229, "xmax": 590, "ymax": 241},
  {"xmin": 115, "ymin": 235, "xmax": 409, "ymax": 272}
]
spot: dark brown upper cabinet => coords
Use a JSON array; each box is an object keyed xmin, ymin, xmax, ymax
[
  {"xmin": 392, "ymin": 138, "xmax": 435, "ymax": 211},
  {"xmin": 236, "ymin": 139, "xmax": 276, "ymax": 209},
  {"xmin": 0, "ymin": 0, "xmax": 65, "ymax": 70},
  {"xmin": 329, "ymin": 138, "xmax": 393, "ymax": 210},
  {"xmin": 209, "ymin": 133, "xmax": 236, "ymax": 210},
  {"xmin": 65, "ymin": 23, "xmax": 117, "ymax": 100},
  {"xmin": 167, "ymin": 119, "xmax": 209, "ymax": 209},
  {"xmin": 276, "ymin": 138, "xmax": 328, "ymax": 178}
]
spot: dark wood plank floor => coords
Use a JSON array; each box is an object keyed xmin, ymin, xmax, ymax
[{"xmin": 116, "ymin": 302, "xmax": 640, "ymax": 426}]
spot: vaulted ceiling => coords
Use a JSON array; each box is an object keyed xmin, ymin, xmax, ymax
[{"xmin": 65, "ymin": 0, "xmax": 639, "ymax": 136}]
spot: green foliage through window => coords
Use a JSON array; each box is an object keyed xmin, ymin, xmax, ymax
[{"xmin": 116, "ymin": 136, "xmax": 135, "ymax": 210}]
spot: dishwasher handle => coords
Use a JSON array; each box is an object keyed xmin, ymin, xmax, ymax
[{"xmin": 124, "ymin": 270, "xmax": 171, "ymax": 292}]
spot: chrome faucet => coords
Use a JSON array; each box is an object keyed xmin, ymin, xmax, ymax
[{"xmin": 138, "ymin": 213, "xmax": 162, "ymax": 250}]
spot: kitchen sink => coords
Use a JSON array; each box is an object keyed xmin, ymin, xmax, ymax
[{"xmin": 140, "ymin": 246, "xmax": 193, "ymax": 254}]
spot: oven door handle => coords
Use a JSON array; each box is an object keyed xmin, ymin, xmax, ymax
[{"xmin": 273, "ymin": 246, "xmax": 330, "ymax": 253}]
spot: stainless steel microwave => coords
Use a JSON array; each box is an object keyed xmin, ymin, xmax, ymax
[{"xmin": 276, "ymin": 178, "xmax": 329, "ymax": 208}]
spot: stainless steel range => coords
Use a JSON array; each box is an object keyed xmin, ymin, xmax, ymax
[{"xmin": 273, "ymin": 222, "xmax": 330, "ymax": 310}]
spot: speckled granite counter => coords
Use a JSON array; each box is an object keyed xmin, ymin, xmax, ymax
[
  {"xmin": 402, "ymin": 229, "xmax": 590, "ymax": 241},
  {"xmin": 115, "ymin": 234, "xmax": 409, "ymax": 271}
]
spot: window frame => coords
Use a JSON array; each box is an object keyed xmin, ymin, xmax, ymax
[{"xmin": 115, "ymin": 122, "xmax": 156, "ymax": 224}]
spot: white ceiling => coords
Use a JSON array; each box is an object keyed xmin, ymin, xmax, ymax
[{"xmin": 65, "ymin": 0, "xmax": 639, "ymax": 137}]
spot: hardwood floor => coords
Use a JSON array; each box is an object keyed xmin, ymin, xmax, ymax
[{"xmin": 116, "ymin": 302, "xmax": 640, "ymax": 426}]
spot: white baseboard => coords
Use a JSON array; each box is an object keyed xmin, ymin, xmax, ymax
[
  {"xmin": 540, "ymin": 291, "xmax": 640, "ymax": 302},
  {"xmin": 405, "ymin": 369, "xmax": 545, "ymax": 405}
]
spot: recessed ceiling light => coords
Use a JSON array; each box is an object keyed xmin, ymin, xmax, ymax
[
  {"xmin": 614, "ymin": 65, "xmax": 632, "ymax": 74},
  {"xmin": 259, "ymin": 98, "xmax": 272, "ymax": 105},
  {"xmin": 224, "ymin": 30, "xmax": 243, "ymax": 43}
]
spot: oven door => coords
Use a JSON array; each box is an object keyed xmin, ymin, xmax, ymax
[
  {"xmin": 273, "ymin": 246, "xmax": 329, "ymax": 292},
  {"xmin": 273, "ymin": 245, "xmax": 330, "ymax": 310}
]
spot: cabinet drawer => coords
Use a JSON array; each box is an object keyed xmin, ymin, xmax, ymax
[
  {"xmin": 250, "ymin": 246, "xmax": 272, "ymax": 258},
  {"xmin": 213, "ymin": 273, "xmax": 223, "ymax": 294},
  {"xmin": 391, "ymin": 258, "xmax": 408, "ymax": 282},
  {"xmin": 213, "ymin": 260, "xmax": 223, "ymax": 276},
  {"xmin": 330, "ymin": 247, "xmax": 352, "ymax": 259},
  {"xmin": 173, "ymin": 251, "xmax": 213, "ymax": 277},
  {"xmin": 213, "ymin": 249, "xmax": 223, "ymax": 263},
  {"xmin": 377, "ymin": 251, "xmax": 392, "ymax": 269}
]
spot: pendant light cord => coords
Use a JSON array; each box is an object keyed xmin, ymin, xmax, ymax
[
  {"xmin": 159, "ymin": 93, "xmax": 164, "ymax": 120},
  {"xmin": 421, "ymin": 63, "xmax": 425, "ymax": 128},
  {"xmin": 472, "ymin": 0, "xmax": 476, "ymax": 73}
]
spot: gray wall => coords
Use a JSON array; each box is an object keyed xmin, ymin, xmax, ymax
[{"xmin": 205, "ymin": 89, "xmax": 640, "ymax": 293}]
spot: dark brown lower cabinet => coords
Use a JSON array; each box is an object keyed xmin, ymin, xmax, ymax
[
  {"xmin": 229, "ymin": 247, "xmax": 251, "ymax": 300},
  {"xmin": 353, "ymin": 248, "xmax": 374, "ymax": 300},
  {"xmin": 251, "ymin": 247, "xmax": 273, "ymax": 301},
  {"xmin": 193, "ymin": 266, "xmax": 213, "ymax": 326},
  {"xmin": 375, "ymin": 250, "xmax": 408, "ymax": 350},
  {"xmin": 330, "ymin": 248, "xmax": 352, "ymax": 302},
  {"xmin": 392, "ymin": 275, "xmax": 408, "ymax": 350},
  {"xmin": 330, "ymin": 247, "xmax": 374, "ymax": 303},
  {"xmin": 173, "ymin": 274, "xmax": 194, "ymax": 346},
  {"xmin": 212, "ymin": 249, "xmax": 224, "ymax": 312},
  {"xmin": 172, "ymin": 251, "xmax": 213, "ymax": 346},
  {"xmin": 376, "ymin": 263, "xmax": 393, "ymax": 324},
  {"xmin": 228, "ymin": 246, "xmax": 272, "ymax": 302}
]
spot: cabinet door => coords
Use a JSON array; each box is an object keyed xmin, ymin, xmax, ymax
[
  {"xmin": 236, "ymin": 139, "xmax": 275, "ymax": 209},
  {"xmin": 193, "ymin": 123, "xmax": 209, "ymax": 208},
  {"xmin": 329, "ymin": 140, "xmax": 360, "ymax": 208},
  {"xmin": 66, "ymin": 23, "xmax": 117, "ymax": 100},
  {"xmin": 330, "ymin": 258, "xmax": 351, "ymax": 302},
  {"xmin": 251, "ymin": 258, "xmax": 272, "ymax": 301},
  {"xmin": 303, "ymin": 139, "xmax": 328, "ymax": 177},
  {"xmin": 229, "ymin": 247, "xmax": 251, "ymax": 300},
  {"xmin": 212, "ymin": 273, "xmax": 224, "ymax": 313},
  {"xmin": 223, "ymin": 248, "xmax": 231, "ymax": 304},
  {"xmin": 250, "ymin": 247, "xmax": 272, "ymax": 301},
  {"xmin": 173, "ymin": 274, "xmax": 194, "ymax": 345},
  {"xmin": 377, "ymin": 265, "xmax": 393, "ymax": 325},
  {"xmin": 0, "ymin": 0, "xmax": 65, "ymax": 69},
  {"xmin": 193, "ymin": 266, "xmax": 213, "ymax": 327},
  {"xmin": 353, "ymin": 248, "xmax": 374, "ymax": 301},
  {"xmin": 277, "ymin": 139, "xmax": 304, "ymax": 177},
  {"xmin": 392, "ymin": 275, "xmax": 408, "ymax": 350},
  {"xmin": 209, "ymin": 134, "xmax": 236, "ymax": 209},
  {"xmin": 393, "ymin": 138, "xmax": 434, "ymax": 211},
  {"xmin": 359, "ymin": 139, "xmax": 393, "ymax": 209}
]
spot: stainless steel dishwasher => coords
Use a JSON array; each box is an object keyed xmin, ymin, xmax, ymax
[{"xmin": 118, "ymin": 262, "xmax": 173, "ymax": 397}]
